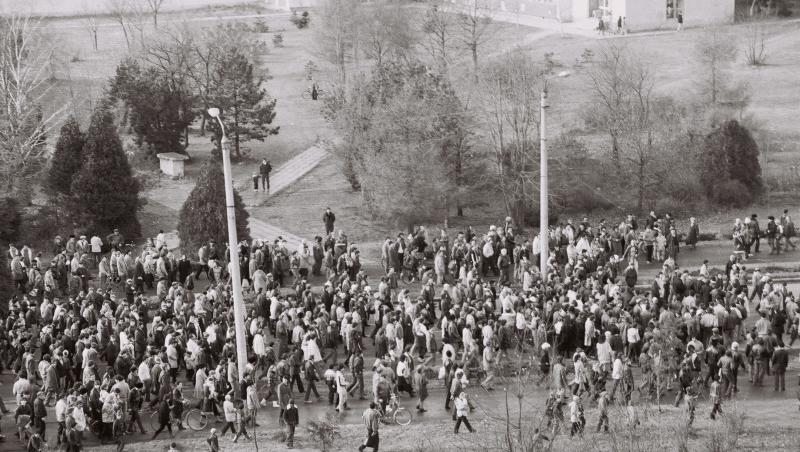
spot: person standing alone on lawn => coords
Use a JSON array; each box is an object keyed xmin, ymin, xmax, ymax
[
  {"xmin": 323, "ymin": 208, "xmax": 336, "ymax": 235},
  {"xmin": 259, "ymin": 159, "xmax": 272, "ymax": 191}
]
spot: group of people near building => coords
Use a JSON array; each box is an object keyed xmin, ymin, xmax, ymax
[{"xmin": 2, "ymin": 208, "xmax": 799, "ymax": 451}]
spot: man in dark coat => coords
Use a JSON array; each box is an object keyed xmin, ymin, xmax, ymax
[
  {"xmin": 283, "ymin": 398, "xmax": 299, "ymax": 448},
  {"xmin": 177, "ymin": 255, "xmax": 192, "ymax": 286},
  {"xmin": 152, "ymin": 398, "xmax": 174, "ymax": 439},
  {"xmin": 771, "ymin": 344, "xmax": 789, "ymax": 391},
  {"xmin": 323, "ymin": 208, "xmax": 336, "ymax": 235},
  {"xmin": 259, "ymin": 159, "xmax": 272, "ymax": 191}
]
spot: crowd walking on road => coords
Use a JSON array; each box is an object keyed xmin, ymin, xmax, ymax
[{"xmin": 2, "ymin": 207, "xmax": 800, "ymax": 449}]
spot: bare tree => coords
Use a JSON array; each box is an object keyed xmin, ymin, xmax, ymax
[
  {"xmin": 744, "ymin": 22, "xmax": 767, "ymax": 66},
  {"xmin": 146, "ymin": 0, "xmax": 167, "ymax": 28},
  {"xmin": 107, "ymin": 0, "xmax": 132, "ymax": 50},
  {"xmin": 478, "ymin": 49, "xmax": 550, "ymax": 225},
  {"xmin": 128, "ymin": 0, "xmax": 149, "ymax": 48},
  {"xmin": 586, "ymin": 43, "xmax": 691, "ymax": 211},
  {"xmin": 584, "ymin": 43, "xmax": 631, "ymax": 164},
  {"xmin": 455, "ymin": 0, "xmax": 493, "ymax": 83},
  {"xmin": 0, "ymin": 16, "xmax": 67, "ymax": 200},
  {"xmin": 694, "ymin": 28, "xmax": 737, "ymax": 103},
  {"xmin": 421, "ymin": 4, "xmax": 453, "ymax": 76},
  {"xmin": 82, "ymin": 14, "xmax": 100, "ymax": 51},
  {"xmin": 314, "ymin": 0, "xmax": 360, "ymax": 88},
  {"xmin": 141, "ymin": 23, "xmax": 198, "ymax": 145},
  {"xmin": 359, "ymin": 2, "xmax": 416, "ymax": 66}
]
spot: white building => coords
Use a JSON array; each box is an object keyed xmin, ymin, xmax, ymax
[
  {"xmin": 458, "ymin": 0, "xmax": 735, "ymax": 31},
  {"xmin": 265, "ymin": 0, "xmax": 319, "ymax": 11}
]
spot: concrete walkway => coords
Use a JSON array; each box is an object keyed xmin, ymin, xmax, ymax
[
  {"xmin": 149, "ymin": 145, "xmax": 329, "ymax": 252},
  {"xmin": 236, "ymin": 144, "xmax": 328, "ymax": 208},
  {"xmin": 238, "ymin": 144, "xmax": 329, "ymax": 251}
]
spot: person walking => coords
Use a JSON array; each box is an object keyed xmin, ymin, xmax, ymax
[
  {"xmin": 709, "ymin": 379, "xmax": 722, "ymax": 420},
  {"xmin": 207, "ymin": 428, "xmax": 220, "ymax": 452},
  {"xmin": 259, "ymin": 159, "xmax": 272, "ymax": 191},
  {"xmin": 232, "ymin": 400, "xmax": 252, "ymax": 442},
  {"xmin": 569, "ymin": 395, "xmax": 584, "ymax": 437},
  {"xmin": 335, "ymin": 364, "xmax": 349, "ymax": 412},
  {"xmin": 347, "ymin": 351, "xmax": 366, "ymax": 401},
  {"xmin": 32, "ymin": 391, "xmax": 47, "ymax": 439},
  {"xmin": 127, "ymin": 382, "xmax": 146, "ymax": 434},
  {"xmin": 303, "ymin": 358, "xmax": 321, "ymax": 403},
  {"xmin": 283, "ymin": 398, "xmax": 299, "ymax": 449},
  {"xmin": 414, "ymin": 366, "xmax": 429, "ymax": 413},
  {"xmin": 772, "ymin": 344, "xmax": 789, "ymax": 391},
  {"xmin": 596, "ymin": 390, "xmax": 610, "ymax": 433},
  {"xmin": 152, "ymin": 398, "xmax": 174, "ymax": 440},
  {"xmin": 359, "ymin": 402, "xmax": 380, "ymax": 452},
  {"xmin": 220, "ymin": 395, "xmax": 237, "ymax": 439},
  {"xmin": 453, "ymin": 392, "xmax": 475, "ymax": 434}
]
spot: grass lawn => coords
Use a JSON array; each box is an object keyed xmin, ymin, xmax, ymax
[
  {"xmin": 259, "ymin": 16, "xmax": 800, "ymax": 246},
  {"xmin": 36, "ymin": 6, "xmax": 331, "ymax": 239}
]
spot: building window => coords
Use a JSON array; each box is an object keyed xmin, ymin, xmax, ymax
[{"xmin": 666, "ymin": 0, "xmax": 684, "ymax": 19}]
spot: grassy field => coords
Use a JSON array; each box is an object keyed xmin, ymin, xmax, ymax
[
  {"xmin": 0, "ymin": 0, "xmax": 260, "ymax": 17},
  {"xmin": 254, "ymin": 15, "xmax": 800, "ymax": 244},
  {"xmin": 44, "ymin": 6, "xmax": 320, "ymax": 170},
  {"xmin": 34, "ymin": 5, "xmax": 329, "ymax": 239}
]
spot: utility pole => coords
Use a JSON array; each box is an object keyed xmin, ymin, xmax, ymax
[
  {"xmin": 539, "ymin": 89, "xmax": 549, "ymax": 276},
  {"xmin": 209, "ymin": 108, "xmax": 248, "ymax": 381}
]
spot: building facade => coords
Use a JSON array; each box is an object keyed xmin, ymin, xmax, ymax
[{"xmin": 455, "ymin": 0, "xmax": 735, "ymax": 31}]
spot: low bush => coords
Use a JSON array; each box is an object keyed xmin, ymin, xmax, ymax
[
  {"xmin": 290, "ymin": 11, "xmax": 310, "ymax": 29},
  {"xmin": 273, "ymin": 33, "xmax": 284, "ymax": 47}
]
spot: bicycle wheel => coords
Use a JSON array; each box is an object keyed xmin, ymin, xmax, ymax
[
  {"xmin": 185, "ymin": 409, "xmax": 208, "ymax": 431},
  {"xmin": 149, "ymin": 411, "xmax": 160, "ymax": 431},
  {"xmin": 393, "ymin": 408, "xmax": 412, "ymax": 426}
]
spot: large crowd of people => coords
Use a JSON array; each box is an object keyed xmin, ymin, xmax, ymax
[{"xmin": 1, "ymin": 207, "xmax": 799, "ymax": 451}]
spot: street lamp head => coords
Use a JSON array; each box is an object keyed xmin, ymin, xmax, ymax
[{"xmin": 207, "ymin": 108, "xmax": 220, "ymax": 118}]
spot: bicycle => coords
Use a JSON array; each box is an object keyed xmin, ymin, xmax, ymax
[
  {"xmin": 377, "ymin": 392, "xmax": 412, "ymax": 426},
  {"xmin": 302, "ymin": 83, "xmax": 326, "ymax": 100},
  {"xmin": 149, "ymin": 400, "xmax": 214, "ymax": 432}
]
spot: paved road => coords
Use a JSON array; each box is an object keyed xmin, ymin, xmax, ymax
[{"xmin": 1, "ymin": 329, "xmax": 796, "ymax": 451}]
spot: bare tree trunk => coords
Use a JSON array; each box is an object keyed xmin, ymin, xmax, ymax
[{"xmin": 471, "ymin": 43, "xmax": 478, "ymax": 83}]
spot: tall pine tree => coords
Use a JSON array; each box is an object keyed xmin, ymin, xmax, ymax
[
  {"xmin": 47, "ymin": 116, "xmax": 86, "ymax": 198},
  {"xmin": 69, "ymin": 107, "xmax": 141, "ymax": 238},
  {"xmin": 177, "ymin": 162, "xmax": 250, "ymax": 255},
  {"xmin": 207, "ymin": 50, "xmax": 279, "ymax": 159}
]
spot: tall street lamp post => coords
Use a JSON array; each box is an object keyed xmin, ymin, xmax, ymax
[
  {"xmin": 208, "ymin": 107, "xmax": 248, "ymax": 381},
  {"xmin": 539, "ymin": 71, "xmax": 571, "ymax": 277}
]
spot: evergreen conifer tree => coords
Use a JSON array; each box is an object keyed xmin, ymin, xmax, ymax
[
  {"xmin": 47, "ymin": 115, "xmax": 86, "ymax": 198},
  {"xmin": 69, "ymin": 107, "xmax": 141, "ymax": 238},
  {"xmin": 177, "ymin": 161, "xmax": 250, "ymax": 255},
  {"xmin": 207, "ymin": 50, "xmax": 279, "ymax": 159},
  {"xmin": 701, "ymin": 120, "xmax": 762, "ymax": 206}
]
